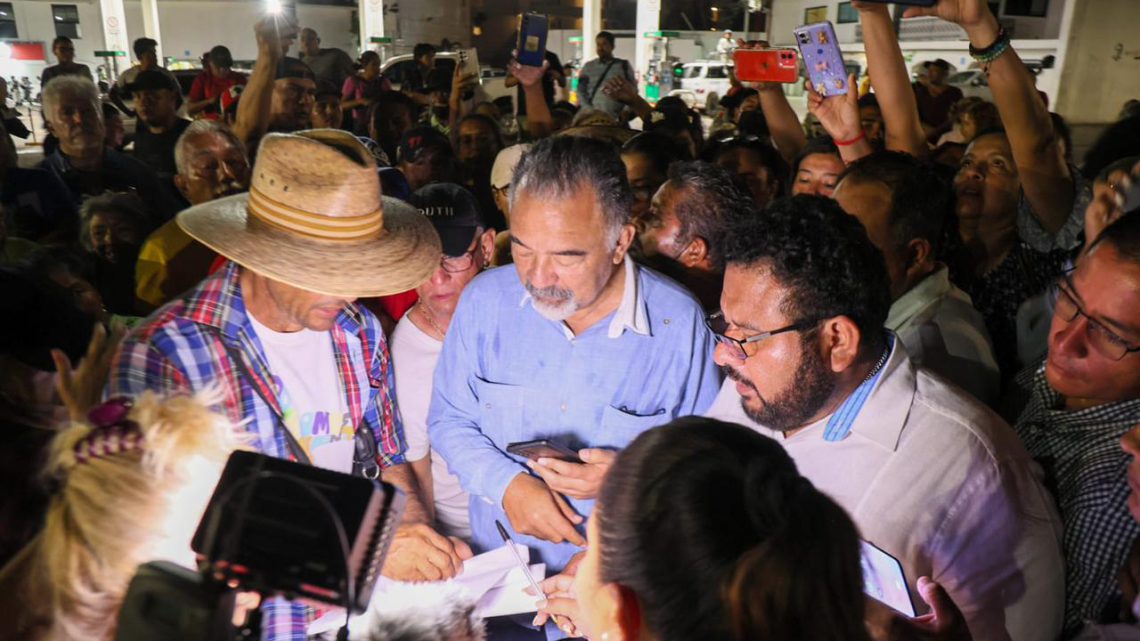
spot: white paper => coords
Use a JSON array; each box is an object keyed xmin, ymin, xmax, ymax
[{"xmin": 307, "ymin": 542, "xmax": 547, "ymax": 636}]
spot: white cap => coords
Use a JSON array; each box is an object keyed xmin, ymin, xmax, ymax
[{"xmin": 490, "ymin": 143, "xmax": 531, "ymax": 190}]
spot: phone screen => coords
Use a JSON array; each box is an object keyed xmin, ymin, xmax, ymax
[{"xmin": 861, "ymin": 541, "xmax": 916, "ymax": 617}]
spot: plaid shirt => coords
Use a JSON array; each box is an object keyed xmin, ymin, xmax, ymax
[
  {"xmin": 108, "ymin": 261, "xmax": 406, "ymax": 640},
  {"xmin": 1013, "ymin": 362, "xmax": 1140, "ymax": 637}
]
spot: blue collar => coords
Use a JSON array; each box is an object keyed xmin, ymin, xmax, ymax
[{"xmin": 823, "ymin": 335, "xmax": 895, "ymax": 442}]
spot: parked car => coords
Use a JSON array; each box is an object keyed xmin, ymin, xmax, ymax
[
  {"xmin": 380, "ymin": 52, "xmax": 511, "ymax": 108},
  {"xmin": 673, "ymin": 60, "xmax": 733, "ymax": 112},
  {"xmin": 947, "ymin": 68, "xmax": 992, "ymax": 100}
]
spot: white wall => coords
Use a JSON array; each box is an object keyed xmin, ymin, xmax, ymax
[
  {"xmin": 4, "ymin": 0, "xmax": 357, "ymax": 76},
  {"xmin": 1054, "ymin": 0, "xmax": 1140, "ymax": 123},
  {"xmin": 121, "ymin": 0, "xmax": 356, "ymax": 63}
]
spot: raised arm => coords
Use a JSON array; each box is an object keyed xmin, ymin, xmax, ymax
[
  {"xmin": 856, "ymin": 1, "xmax": 928, "ymax": 157},
  {"xmin": 509, "ymin": 58, "xmax": 553, "ymax": 139},
  {"xmin": 446, "ymin": 60, "xmax": 479, "ymax": 131},
  {"xmin": 758, "ymin": 83, "xmax": 807, "ymax": 164},
  {"xmin": 806, "ymin": 74, "xmax": 875, "ymax": 164},
  {"xmin": 233, "ymin": 17, "xmax": 290, "ymax": 148},
  {"xmin": 603, "ymin": 75, "xmax": 653, "ymax": 124},
  {"xmin": 907, "ymin": 0, "xmax": 1073, "ymax": 233}
]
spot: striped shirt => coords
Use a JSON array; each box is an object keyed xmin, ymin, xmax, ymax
[
  {"xmin": 1013, "ymin": 363, "xmax": 1140, "ymax": 637},
  {"xmin": 107, "ymin": 261, "xmax": 406, "ymax": 640}
]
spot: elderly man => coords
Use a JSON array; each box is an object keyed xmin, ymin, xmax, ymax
[
  {"xmin": 428, "ymin": 136, "xmax": 720, "ymax": 582},
  {"xmin": 1011, "ymin": 210, "xmax": 1140, "ymax": 636},
  {"xmin": 392, "ymin": 182, "xmax": 498, "ymax": 541},
  {"xmin": 108, "ymin": 129, "xmax": 467, "ymax": 639},
  {"xmin": 834, "ymin": 151, "xmax": 1000, "ymax": 405},
  {"xmin": 706, "ymin": 195, "xmax": 1064, "ymax": 641},
  {"xmin": 134, "ymin": 120, "xmax": 249, "ymax": 310},
  {"xmin": 298, "ymin": 27, "xmax": 355, "ymax": 90},
  {"xmin": 38, "ymin": 76, "xmax": 180, "ymax": 223},
  {"xmin": 640, "ymin": 160, "xmax": 753, "ymax": 311}
]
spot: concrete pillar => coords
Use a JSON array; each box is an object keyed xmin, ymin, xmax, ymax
[
  {"xmin": 582, "ymin": 0, "xmax": 601, "ymax": 60},
  {"xmin": 98, "ymin": 0, "xmax": 130, "ymax": 77},
  {"xmin": 634, "ymin": 0, "xmax": 661, "ymax": 93},
  {"xmin": 140, "ymin": 0, "xmax": 162, "ymax": 61},
  {"xmin": 359, "ymin": 0, "xmax": 385, "ymax": 56}
]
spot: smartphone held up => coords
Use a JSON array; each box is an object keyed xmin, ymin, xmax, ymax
[
  {"xmin": 517, "ymin": 12, "xmax": 549, "ymax": 67},
  {"xmin": 794, "ymin": 21, "xmax": 848, "ymax": 97},
  {"xmin": 733, "ymin": 48, "xmax": 799, "ymax": 84}
]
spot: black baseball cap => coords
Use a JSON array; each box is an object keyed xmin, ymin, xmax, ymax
[
  {"xmin": 398, "ymin": 126, "xmax": 453, "ymax": 164},
  {"xmin": 123, "ymin": 69, "xmax": 180, "ymax": 95},
  {"xmin": 408, "ymin": 183, "xmax": 488, "ymax": 257}
]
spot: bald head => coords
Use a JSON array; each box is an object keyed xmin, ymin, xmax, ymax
[{"xmin": 299, "ymin": 28, "xmax": 320, "ymax": 56}]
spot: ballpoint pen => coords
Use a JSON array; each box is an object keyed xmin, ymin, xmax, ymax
[{"xmin": 495, "ymin": 519, "xmax": 572, "ymax": 633}]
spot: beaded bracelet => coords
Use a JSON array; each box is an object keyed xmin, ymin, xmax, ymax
[{"xmin": 969, "ymin": 26, "xmax": 1011, "ymax": 69}]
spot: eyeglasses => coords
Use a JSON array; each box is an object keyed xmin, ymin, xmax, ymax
[
  {"xmin": 1055, "ymin": 275, "xmax": 1140, "ymax": 361},
  {"xmin": 705, "ymin": 311, "xmax": 818, "ymax": 361},
  {"xmin": 441, "ymin": 247, "xmax": 477, "ymax": 273}
]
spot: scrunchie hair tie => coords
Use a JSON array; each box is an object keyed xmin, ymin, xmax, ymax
[{"xmin": 73, "ymin": 397, "xmax": 145, "ymax": 464}]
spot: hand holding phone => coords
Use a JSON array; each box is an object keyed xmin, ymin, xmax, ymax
[
  {"xmin": 866, "ymin": 576, "xmax": 971, "ymax": 641},
  {"xmin": 861, "ymin": 540, "xmax": 916, "ymax": 617},
  {"xmin": 528, "ymin": 448, "xmax": 616, "ymax": 501}
]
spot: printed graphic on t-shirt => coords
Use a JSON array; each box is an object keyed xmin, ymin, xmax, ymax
[{"xmin": 273, "ymin": 375, "xmax": 355, "ymax": 472}]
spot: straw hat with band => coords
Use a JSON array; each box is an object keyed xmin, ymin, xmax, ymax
[{"xmin": 178, "ymin": 129, "xmax": 441, "ymax": 298}]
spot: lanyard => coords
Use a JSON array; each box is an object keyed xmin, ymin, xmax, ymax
[{"xmin": 823, "ymin": 336, "xmax": 894, "ymax": 442}]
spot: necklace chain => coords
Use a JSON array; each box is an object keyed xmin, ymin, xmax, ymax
[
  {"xmin": 862, "ymin": 343, "xmax": 891, "ymax": 385},
  {"xmin": 417, "ymin": 303, "xmax": 446, "ymax": 340}
]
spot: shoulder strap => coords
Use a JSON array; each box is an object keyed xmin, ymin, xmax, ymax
[
  {"xmin": 221, "ymin": 340, "xmax": 312, "ymax": 466},
  {"xmin": 587, "ymin": 59, "xmax": 619, "ymax": 104}
]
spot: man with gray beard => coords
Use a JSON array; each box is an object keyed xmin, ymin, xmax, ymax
[{"xmin": 428, "ymin": 136, "xmax": 720, "ymax": 597}]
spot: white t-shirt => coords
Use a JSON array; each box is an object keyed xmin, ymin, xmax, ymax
[
  {"xmin": 390, "ymin": 314, "xmax": 472, "ymax": 540},
  {"xmin": 249, "ymin": 314, "xmax": 354, "ymax": 473}
]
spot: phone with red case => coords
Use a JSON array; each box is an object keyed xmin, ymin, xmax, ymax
[
  {"xmin": 794, "ymin": 21, "xmax": 848, "ymax": 97},
  {"xmin": 733, "ymin": 48, "xmax": 800, "ymax": 84}
]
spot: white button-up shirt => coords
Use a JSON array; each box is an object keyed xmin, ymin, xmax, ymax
[
  {"xmin": 887, "ymin": 265, "xmax": 1001, "ymax": 406},
  {"xmin": 707, "ymin": 343, "xmax": 1064, "ymax": 641}
]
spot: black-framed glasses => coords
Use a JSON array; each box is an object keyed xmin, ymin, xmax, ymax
[
  {"xmin": 705, "ymin": 311, "xmax": 818, "ymax": 361},
  {"xmin": 1055, "ymin": 275, "xmax": 1140, "ymax": 361},
  {"xmin": 441, "ymin": 247, "xmax": 476, "ymax": 273}
]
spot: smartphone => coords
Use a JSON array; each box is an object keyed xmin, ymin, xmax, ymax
[
  {"xmin": 733, "ymin": 48, "xmax": 799, "ymax": 84},
  {"xmin": 861, "ymin": 540, "xmax": 916, "ymax": 617},
  {"xmin": 506, "ymin": 439, "xmax": 583, "ymax": 464},
  {"xmin": 793, "ymin": 21, "xmax": 848, "ymax": 97},
  {"xmin": 857, "ymin": 0, "xmax": 936, "ymax": 5},
  {"xmin": 517, "ymin": 12, "xmax": 549, "ymax": 68}
]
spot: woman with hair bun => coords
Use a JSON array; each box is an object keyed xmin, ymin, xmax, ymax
[
  {"xmin": 537, "ymin": 416, "xmax": 869, "ymax": 641},
  {"xmin": 0, "ymin": 390, "xmax": 242, "ymax": 641},
  {"xmin": 535, "ymin": 416, "xmax": 969, "ymax": 641}
]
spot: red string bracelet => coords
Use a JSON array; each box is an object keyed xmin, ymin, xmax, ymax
[{"xmin": 835, "ymin": 130, "xmax": 866, "ymax": 147}]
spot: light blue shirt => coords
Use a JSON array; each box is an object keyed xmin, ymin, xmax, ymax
[{"xmin": 428, "ymin": 259, "xmax": 721, "ymax": 571}]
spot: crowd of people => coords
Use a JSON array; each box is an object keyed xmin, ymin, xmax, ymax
[{"xmin": 1, "ymin": 0, "xmax": 1140, "ymax": 640}]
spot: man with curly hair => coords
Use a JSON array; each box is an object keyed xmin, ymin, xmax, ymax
[{"xmin": 705, "ymin": 194, "xmax": 1064, "ymax": 641}]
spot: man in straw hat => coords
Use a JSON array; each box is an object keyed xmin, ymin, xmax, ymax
[{"xmin": 108, "ymin": 129, "xmax": 470, "ymax": 637}]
